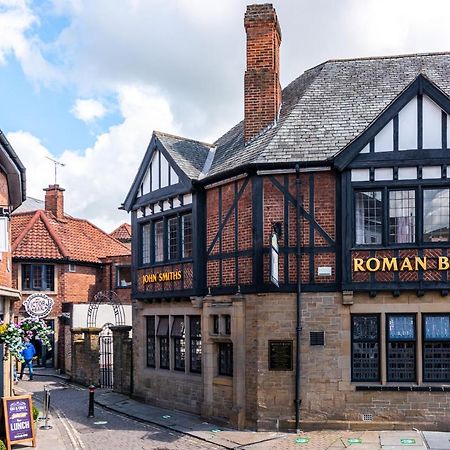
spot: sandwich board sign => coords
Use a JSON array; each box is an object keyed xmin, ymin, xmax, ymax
[{"xmin": 2, "ymin": 395, "xmax": 36, "ymax": 449}]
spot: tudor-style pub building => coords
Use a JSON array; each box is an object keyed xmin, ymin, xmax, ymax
[{"xmin": 124, "ymin": 3, "xmax": 450, "ymax": 431}]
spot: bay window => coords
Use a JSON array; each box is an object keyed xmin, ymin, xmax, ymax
[{"xmin": 423, "ymin": 189, "xmax": 449, "ymax": 242}]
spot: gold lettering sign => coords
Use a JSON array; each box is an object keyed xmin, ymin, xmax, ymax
[
  {"xmin": 352, "ymin": 256, "xmax": 450, "ymax": 272},
  {"xmin": 141, "ymin": 270, "xmax": 182, "ymax": 284}
]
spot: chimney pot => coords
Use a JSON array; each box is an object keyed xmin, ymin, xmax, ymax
[{"xmin": 44, "ymin": 184, "xmax": 65, "ymax": 219}]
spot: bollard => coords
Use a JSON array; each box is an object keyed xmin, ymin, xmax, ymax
[
  {"xmin": 40, "ymin": 386, "xmax": 52, "ymax": 430},
  {"xmin": 88, "ymin": 385, "xmax": 95, "ymax": 418}
]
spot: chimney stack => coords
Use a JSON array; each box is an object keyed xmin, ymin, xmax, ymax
[
  {"xmin": 44, "ymin": 184, "xmax": 65, "ymax": 219},
  {"xmin": 244, "ymin": 3, "xmax": 282, "ymax": 143}
]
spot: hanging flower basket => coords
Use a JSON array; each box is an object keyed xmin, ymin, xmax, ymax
[{"xmin": 0, "ymin": 319, "xmax": 53, "ymax": 362}]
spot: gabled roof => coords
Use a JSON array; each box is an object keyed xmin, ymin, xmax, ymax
[
  {"xmin": 154, "ymin": 131, "xmax": 213, "ymax": 180},
  {"xmin": 208, "ymin": 52, "xmax": 450, "ymax": 178},
  {"xmin": 110, "ymin": 223, "xmax": 132, "ymax": 242},
  {"xmin": 11, "ymin": 210, "xmax": 130, "ymax": 263}
]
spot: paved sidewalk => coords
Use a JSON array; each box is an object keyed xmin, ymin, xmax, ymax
[{"xmin": 26, "ymin": 368, "xmax": 450, "ymax": 449}]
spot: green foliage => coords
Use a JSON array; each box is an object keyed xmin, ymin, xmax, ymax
[
  {"xmin": 0, "ymin": 439, "xmax": 6, "ymax": 450},
  {"xmin": 32, "ymin": 405, "xmax": 40, "ymax": 421}
]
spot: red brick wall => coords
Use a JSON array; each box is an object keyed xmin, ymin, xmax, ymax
[{"xmin": 206, "ymin": 171, "xmax": 337, "ymax": 289}]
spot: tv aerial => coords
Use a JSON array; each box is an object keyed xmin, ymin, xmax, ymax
[{"xmin": 46, "ymin": 156, "xmax": 66, "ymax": 185}]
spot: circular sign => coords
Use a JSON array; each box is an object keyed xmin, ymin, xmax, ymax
[{"xmin": 24, "ymin": 293, "xmax": 54, "ymax": 318}]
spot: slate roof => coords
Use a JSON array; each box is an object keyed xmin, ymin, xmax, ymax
[
  {"xmin": 14, "ymin": 197, "xmax": 45, "ymax": 214},
  {"xmin": 154, "ymin": 131, "xmax": 213, "ymax": 180},
  {"xmin": 145, "ymin": 52, "xmax": 450, "ymax": 184},
  {"xmin": 11, "ymin": 210, "xmax": 130, "ymax": 263}
]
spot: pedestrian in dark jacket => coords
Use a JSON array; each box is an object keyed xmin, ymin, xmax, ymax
[{"xmin": 20, "ymin": 337, "xmax": 36, "ymax": 381}]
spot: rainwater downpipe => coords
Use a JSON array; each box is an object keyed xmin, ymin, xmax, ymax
[{"xmin": 295, "ymin": 163, "xmax": 302, "ymax": 433}]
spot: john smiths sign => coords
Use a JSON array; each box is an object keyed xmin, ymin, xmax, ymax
[
  {"xmin": 353, "ymin": 256, "xmax": 450, "ymax": 272},
  {"xmin": 142, "ymin": 270, "xmax": 182, "ymax": 284},
  {"xmin": 24, "ymin": 293, "xmax": 54, "ymax": 318}
]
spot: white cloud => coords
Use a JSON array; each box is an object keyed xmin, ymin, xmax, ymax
[
  {"xmin": 71, "ymin": 98, "xmax": 107, "ymax": 123},
  {"xmin": 8, "ymin": 83, "xmax": 178, "ymax": 232}
]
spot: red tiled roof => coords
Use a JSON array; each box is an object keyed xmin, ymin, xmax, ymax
[
  {"xmin": 110, "ymin": 223, "xmax": 132, "ymax": 242},
  {"xmin": 11, "ymin": 210, "xmax": 130, "ymax": 263}
]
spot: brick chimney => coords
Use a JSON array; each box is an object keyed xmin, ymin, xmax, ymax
[
  {"xmin": 44, "ymin": 184, "xmax": 65, "ymax": 219},
  {"xmin": 244, "ymin": 3, "xmax": 282, "ymax": 143}
]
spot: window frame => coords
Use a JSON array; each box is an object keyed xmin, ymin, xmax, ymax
[
  {"xmin": 422, "ymin": 313, "xmax": 450, "ymax": 382},
  {"xmin": 423, "ymin": 187, "xmax": 450, "ymax": 244},
  {"xmin": 116, "ymin": 265, "xmax": 132, "ymax": 288},
  {"xmin": 189, "ymin": 316, "xmax": 202, "ymax": 374},
  {"xmin": 139, "ymin": 211, "xmax": 194, "ymax": 266},
  {"xmin": 21, "ymin": 263, "xmax": 55, "ymax": 292},
  {"xmin": 351, "ymin": 314, "xmax": 380, "ymax": 382},
  {"xmin": 218, "ymin": 342, "xmax": 233, "ymax": 377},
  {"xmin": 146, "ymin": 316, "xmax": 156, "ymax": 368},
  {"xmin": 171, "ymin": 316, "xmax": 186, "ymax": 372},
  {"xmin": 353, "ymin": 182, "xmax": 450, "ymax": 248},
  {"xmin": 386, "ymin": 313, "xmax": 417, "ymax": 383}
]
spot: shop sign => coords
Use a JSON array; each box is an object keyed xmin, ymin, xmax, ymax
[
  {"xmin": 2, "ymin": 395, "xmax": 36, "ymax": 449},
  {"xmin": 24, "ymin": 293, "xmax": 54, "ymax": 318},
  {"xmin": 353, "ymin": 256, "xmax": 450, "ymax": 273},
  {"xmin": 141, "ymin": 270, "xmax": 182, "ymax": 284},
  {"xmin": 269, "ymin": 340, "xmax": 293, "ymax": 371}
]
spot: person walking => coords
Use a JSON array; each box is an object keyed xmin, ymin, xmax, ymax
[{"xmin": 19, "ymin": 337, "xmax": 36, "ymax": 381}]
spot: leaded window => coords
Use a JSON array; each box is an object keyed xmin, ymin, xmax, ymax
[
  {"xmin": 157, "ymin": 316, "xmax": 169, "ymax": 369},
  {"xmin": 171, "ymin": 316, "xmax": 185, "ymax": 371},
  {"xmin": 423, "ymin": 315, "xmax": 450, "ymax": 382},
  {"xmin": 423, "ymin": 188, "xmax": 450, "ymax": 242},
  {"xmin": 387, "ymin": 315, "xmax": 416, "ymax": 382},
  {"xmin": 142, "ymin": 223, "xmax": 151, "ymax": 264},
  {"xmin": 22, "ymin": 264, "xmax": 55, "ymax": 291},
  {"xmin": 167, "ymin": 217, "xmax": 178, "ymax": 260},
  {"xmin": 190, "ymin": 316, "xmax": 202, "ymax": 373},
  {"xmin": 146, "ymin": 316, "xmax": 156, "ymax": 368},
  {"xmin": 351, "ymin": 315, "xmax": 380, "ymax": 381},
  {"xmin": 355, "ymin": 191, "xmax": 382, "ymax": 245},
  {"xmin": 154, "ymin": 220, "xmax": 164, "ymax": 262},
  {"xmin": 389, "ymin": 190, "xmax": 416, "ymax": 243},
  {"xmin": 218, "ymin": 342, "xmax": 233, "ymax": 376},
  {"xmin": 182, "ymin": 213, "xmax": 193, "ymax": 258}
]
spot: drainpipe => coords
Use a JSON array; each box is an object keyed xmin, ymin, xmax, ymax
[{"xmin": 295, "ymin": 163, "xmax": 302, "ymax": 433}]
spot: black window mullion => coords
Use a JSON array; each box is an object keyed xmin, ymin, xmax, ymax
[{"xmin": 383, "ymin": 187, "xmax": 389, "ymax": 246}]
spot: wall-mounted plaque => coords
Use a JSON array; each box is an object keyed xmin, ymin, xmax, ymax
[{"xmin": 269, "ymin": 340, "xmax": 293, "ymax": 371}]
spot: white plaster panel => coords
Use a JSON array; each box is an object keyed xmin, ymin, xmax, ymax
[
  {"xmin": 163, "ymin": 200, "xmax": 171, "ymax": 211},
  {"xmin": 170, "ymin": 167, "xmax": 179, "ymax": 185},
  {"xmin": 447, "ymin": 115, "xmax": 450, "ymax": 149},
  {"xmin": 351, "ymin": 169, "xmax": 370, "ymax": 182},
  {"xmin": 447, "ymin": 166, "xmax": 450, "ymax": 178},
  {"xmin": 172, "ymin": 197, "xmax": 181, "ymax": 208},
  {"xmin": 422, "ymin": 95, "xmax": 442, "ymax": 149},
  {"xmin": 145, "ymin": 206, "xmax": 152, "ymax": 216},
  {"xmin": 398, "ymin": 167, "xmax": 417, "ymax": 180},
  {"xmin": 141, "ymin": 168, "xmax": 150, "ymax": 196},
  {"xmin": 151, "ymin": 151, "xmax": 159, "ymax": 191},
  {"xmin": 72, "ymin": 304, "xmax": 132, "ymax": 328},
  {"xmin": 399, "ymin": 97, "xmax": 417, "ymax": 150},
  {"xmin": 160, "ymin": 153, "xmax": 169, "ymax": 188},
  {"xmin": 375, "ymin": 120, "xmax": 394, "ymax": 152},
  {"xmin": 137, "ymin": 209, "xmax": 144, "ymax": 219},
  {"xmin": 153, "ymin": 203, "xmax": 161, "ymax": 213},
  {"xmin": 360, "ymin": 143, "xmax": 370, "ymax": 154},
  {"xmin": 183, "ymin": 193, "xmax": 193, "ymax": 205},
  {"xmin": 422, "ymin": 166, "xmax": 442, "ymax": 179},
  {"xmin": 374, "ymin": 168, "xmax": 393, "ymax": 181}
]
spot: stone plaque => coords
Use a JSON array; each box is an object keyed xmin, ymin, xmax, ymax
[{"xmin": 269, "ymin": 340, "xmax": 293, "ymax": 371}]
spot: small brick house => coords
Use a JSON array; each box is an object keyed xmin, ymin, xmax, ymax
[
  {"xmin": 11, "ymin": 185, "xmax": 132, "ymax": 372},
  {"xmin": 124, "ymin": 4, "xmax": 450, "ymax": 431},
  {"xmin": 0, "ymin": 130, "xmax": 26, "ymax": 396}
]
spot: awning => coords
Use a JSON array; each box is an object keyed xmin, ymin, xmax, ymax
[
  {"xmin": 171, "ymin": 317, "xmax": 185, "ymax": 338},
  {"xmin": 156, "ymin": 317, "xmax": 169, "ymax": 337}
]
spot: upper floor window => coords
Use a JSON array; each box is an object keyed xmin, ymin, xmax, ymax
[
  {"xmin": 0, "ymin": 217, "xmax": 8, "ymax": 253},
  {"xmin": 355, "ymin": 191, "xmax": 382, "ymax": 245},
  {"xmin": 116, "ymin": 266, "xmax": 131, "ymax": 287},
  {"xmin": 22, "ymin": 264, "xmax": 55, "ymax": 291},
  {"xmin": 423, "ymin": 189, "xmax": 449, "ymax": 242},
  {"xmin": 140, "ymin": 212, "xmax": 193, "ymax": 265},
  {"xmin": 354, "ymin": 186, "xmax": 450, "ymax": 246}
]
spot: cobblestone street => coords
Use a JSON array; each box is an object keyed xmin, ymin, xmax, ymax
[{"xmin": 16, "ymin": 376, "xmax": 223, "ymax": 450}]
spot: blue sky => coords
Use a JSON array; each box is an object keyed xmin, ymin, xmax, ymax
[{"xmin": 2, "ymin": 0, "xmax": 450, "ymax": 231}]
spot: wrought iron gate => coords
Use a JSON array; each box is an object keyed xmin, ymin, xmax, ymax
[{"xmin": 99, "ymin": 325, "xmax": 113, "ymax": 388}]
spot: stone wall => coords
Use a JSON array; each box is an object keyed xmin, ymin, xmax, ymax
[{"xmin": 71, "ymin": 328, "xmax": 101, "ymax": 386}]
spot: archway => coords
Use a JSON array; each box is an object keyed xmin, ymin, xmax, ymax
[{"xmin": 86, "ymin": 291, "xmax": 126, "ymax": 328}]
